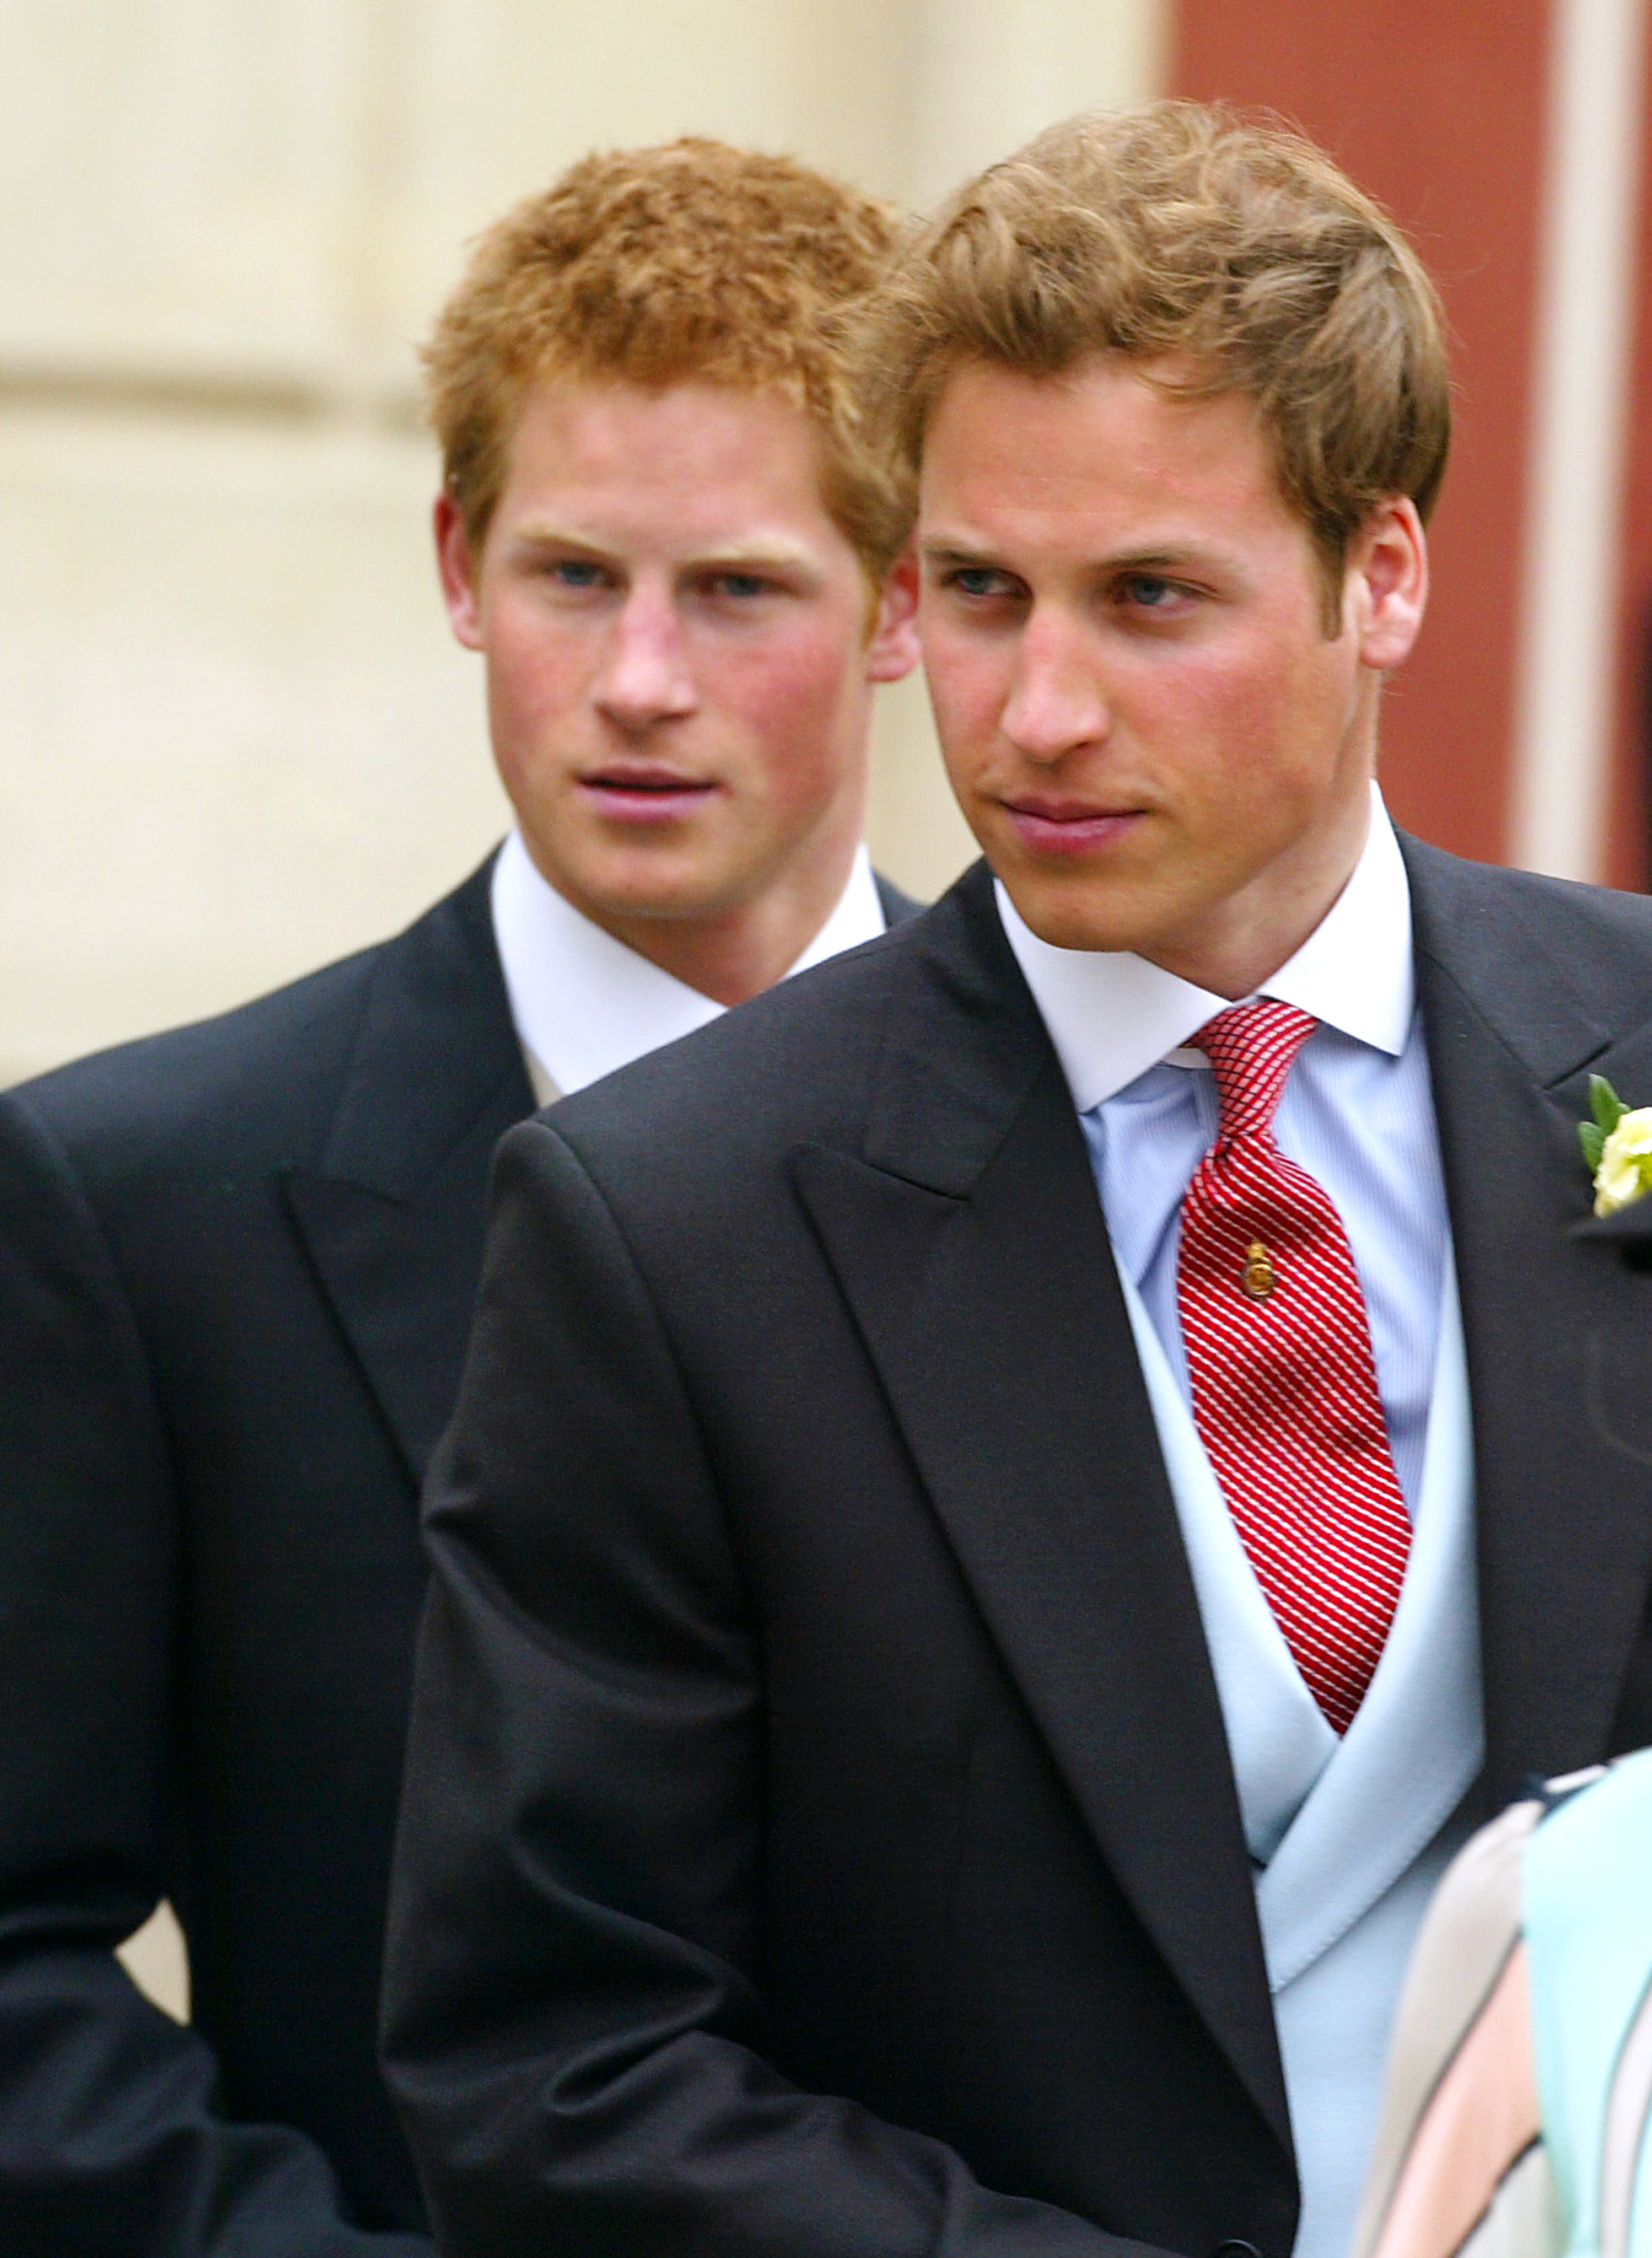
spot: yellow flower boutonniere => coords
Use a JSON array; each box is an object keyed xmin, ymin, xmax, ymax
[{"xmin": 1579, "ymin": 1075, "xmax": 1652, "ymax": 1217}]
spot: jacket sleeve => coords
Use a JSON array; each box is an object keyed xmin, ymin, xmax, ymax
[
  {"xmin": 0, "ymin": 1091, "xmax": 431, "ymax": 2257},
  {"xmin": 381, "ymin": 1117, "xmax": 1139, "ymax": 2258}
]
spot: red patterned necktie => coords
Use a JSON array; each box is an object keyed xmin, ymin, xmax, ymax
[{"xmin": 1176, "ymin": 1000, "xmax": 1410, "ymax": 1734}]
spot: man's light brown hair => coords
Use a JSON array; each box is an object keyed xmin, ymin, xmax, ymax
[
  {"xmin": 866, "ymin": 100, "xmax": 1451, "ymax": 621},
  {"xmin": 426, "ymin": 138, "xmax": 910, "ymax": 583}
]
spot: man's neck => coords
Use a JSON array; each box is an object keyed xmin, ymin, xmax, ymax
[
  {"xmin": 553, "ymin": 852, "xmax": 863, "ymax": 1006},
  {"xmin": 492, "ymin": 829, "xmax": 886, "ymax": 1102},
  {"xmin": 1145, "ymin": 787, "xmax": 1376, "ymax": 1002}
]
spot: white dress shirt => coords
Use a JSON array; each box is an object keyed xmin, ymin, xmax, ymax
[
  {"xmin": 490, "ymin": 828, "xmax": 886, "ymax": 1104},
  {"xmin": 996, "ymin": 786, "xmax": 1449, "ymax": 1514}
]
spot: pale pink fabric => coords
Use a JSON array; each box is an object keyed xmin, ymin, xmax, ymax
[{"xmin": 1368, "ymin": 1942, "xmax": 1541, "ymax": 2258}]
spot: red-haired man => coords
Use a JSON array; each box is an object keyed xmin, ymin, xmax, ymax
[{"xmin": 0, "ymin": 140, "xmax": 919, "ymax": 2256}]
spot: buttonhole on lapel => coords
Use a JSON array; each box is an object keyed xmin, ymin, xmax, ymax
[{"xmin": 1587, "ymin": 1327, "xmax": 1652, "ymax": 1466}]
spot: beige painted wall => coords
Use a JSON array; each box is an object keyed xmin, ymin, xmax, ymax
[
  {"xmin": 0, "ymin": 0, "xmax": 1165, "ymax": 2010},
  {"xmin": 2, "ymin": 0, "xmax": 1165, "ymax": 1086}
]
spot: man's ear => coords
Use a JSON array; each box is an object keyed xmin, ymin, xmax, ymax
[
  {"xmin": 434, "ymin": 492, "xmax": 485, "ymax": 650},
  {"xmin": 865, "ymin": 546, "xmax": 921, "ymax": 683},
  {"xmin": 1351, "ymin": 498, "xmax": 1428, "ymax": 672}
]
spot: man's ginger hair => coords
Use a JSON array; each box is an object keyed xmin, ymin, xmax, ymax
[
  {"xmin": 426, "ymin": 138, "xmax": 910, "ymax": 583},
  {"xmin": 865, "ymin": 101, "xmax": 1451, "ymax": 621}
]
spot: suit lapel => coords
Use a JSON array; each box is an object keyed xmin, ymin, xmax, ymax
[
  {"xmin": 873, "ymin": 869, "xmax": 922, "ymax": 928},
  {"xmin": 794, "ymin": 868, "xmax": 1289, "ymax": 2152},
  {"xmin": 1406, "ymin": 837, "xmax": 1652, "ymax": 1804},
  {"xmin": 287, "ymin": 861, "xmax": 909, "ymax": 1486},
  {"xmin": 283, "ymin": 861, "xmax": 534, "ymax": 1487}
]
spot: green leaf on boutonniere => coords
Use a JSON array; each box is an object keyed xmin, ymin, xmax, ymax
[
  {"xmin": 1580, "ymin": 1119, "xmax": 1606, "ymax": 1170},
  {"xmin": 1591, "ymin": 1074, "xmax": 1628, "ymax": 1135}
]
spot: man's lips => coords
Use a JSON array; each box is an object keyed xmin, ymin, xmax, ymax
[
  {"xmin": 578, "ymin": 768, "xmax": 719, "ymax": 822},
  {"xmin": 998, "ymin": 798, "xmax": 1144, "ymax": 857}
]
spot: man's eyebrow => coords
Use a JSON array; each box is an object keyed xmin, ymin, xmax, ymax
[
  {"xmin": 684, "ymin": 539, "xmax": 823, "ymax": 573},
  {"xmin": 503, "ymin": 521, "xmax": 613, "ymax": 558},
  {"xmin": 918, "ymin": 539, "xmax": 1002, "ymax": 566},
  {"xmin": 919, "ymin": 535, "xmax": 1230, "ymax": 574},
  {"xmin": 505, "ymin": 523, "xmax": 822, "ymax": 574},
  {"xmin": 1100, "ymin": 546, "xmax": 1228, "ymax": 574}
]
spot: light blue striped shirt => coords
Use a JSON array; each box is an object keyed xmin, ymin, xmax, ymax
[{"xmin": 997, "ymin": 792, "xmax": 1449, "ymax": 1513}]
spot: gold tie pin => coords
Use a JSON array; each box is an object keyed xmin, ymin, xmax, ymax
[{"xmin": 1242, "ymin": 1241, "xmax": 1276, "ymax": 1300}]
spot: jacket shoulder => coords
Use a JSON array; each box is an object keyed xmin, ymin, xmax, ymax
[
  {"xmin": 1402, "ymin": 834, "xmax": 1652, "ymax": 1036},
  {"xmin": 1404, "ymin": 833, "xmax": 1652, "ymax": 946},
  {"xmin": 7, "ymin": 859, "xmax": 501, "ymax": 1185},
  {"xmin": 8, "ymin": 950, "xmax": 375, "ymax": 1171}
]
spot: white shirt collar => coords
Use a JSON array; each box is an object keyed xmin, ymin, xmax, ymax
[
  {"xmin": 490, "ymin": 828, "xmax": 885, "ymax": 1100},
  {"xmin": 995, "ymin": 783, "xmax": 1414, "ymax": 1112}
]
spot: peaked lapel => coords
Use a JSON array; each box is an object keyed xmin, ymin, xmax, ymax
[
  {"xmin": 1404, "ymin": 836, "xmax": 1652, "ymax": 1805},
  {"xmin": 283, "ymin": 860, "xmax": 535, "ymax": 1487},
  {"xmin": 874, "ymin": 870, "xmax": 924, "ymax": 928},
  {"xmin": 793, "ymin": 865, "xmax": 1289, "ymax": 2154}
]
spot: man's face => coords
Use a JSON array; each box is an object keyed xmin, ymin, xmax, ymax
[
  {"xmin": 438, "ymin": 379, "xmax": 914, "ymax": 956},
  {"xmin": 917, "ymin": 356, "xmax": 1425, "ymax": 995}
]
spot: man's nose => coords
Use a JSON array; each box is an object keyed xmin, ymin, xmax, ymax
[
  {"xmin": 593, "ymin": 586, "xmax": 698, "ymax": 727},
  {"xmin": 999, "ymin": 608, "xmax": 1110, "ymax": 761}
]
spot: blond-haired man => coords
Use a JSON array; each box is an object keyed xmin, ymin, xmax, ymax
[
  {"xmin": 384, "ymin": 103, "xmax": 1652, "ymax": 2258},
  {"xmin": 0, "ymin": 142, "xmax": 918, "ymax": 2256}
]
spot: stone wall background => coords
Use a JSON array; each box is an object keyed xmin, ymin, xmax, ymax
[{"xmin": 0, "ymin": 0, "xmax": 1165, "ymax": 1090}]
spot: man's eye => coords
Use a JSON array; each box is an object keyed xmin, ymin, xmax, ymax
[
  {"xmin": 550, "ymin": 560, "xmax": 606, "ymax": 589},
  {"xmin": 709, "ymin": 572, "xmax": 772, "ymax": 600},
  {"xmin": 950, "ymin": 567, "xmax": 1011, "ymax": 599},
  {"xmin": 1122, "ymin": 573, "xmax": 1180, "ymax": 609}
]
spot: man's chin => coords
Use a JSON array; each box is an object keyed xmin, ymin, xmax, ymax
[
  {"xmin": 989, "ymin": 857, "xmax": 1156, "ymax": 958},
  {"xmin": 577, "ymin": 861, "xmax": 787, "ymax": 938},
  {"xmin": 532, "ymin": 838, "xmax": 739, "ymax": 927},
  {"xmin": 580, "ymin": 881, "xmax": 740, "ymax": 929}
]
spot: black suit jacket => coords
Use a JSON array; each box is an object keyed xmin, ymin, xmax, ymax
[
  {"xmin": 383, "ymin": 840, "xmax": 1652, "ymax": 2258},
  {"xmin": 0, "ymin": 856, "xmax": 918, "ymax": 2257}
]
